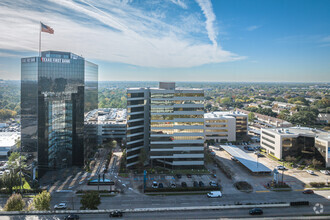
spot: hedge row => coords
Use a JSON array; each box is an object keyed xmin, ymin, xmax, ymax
[
  {"xmin": 144, "ymin": 186, "xmax": 220, "ymax": 193},
  {"xmin": 310, "ymin": 182, "xmax": 326, "ymax": 187}
]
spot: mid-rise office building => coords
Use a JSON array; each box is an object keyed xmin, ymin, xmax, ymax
[
  {"xmin": 85, "ymin": 108, "xmax": 127, "ymax": 145},
  {"xmin": 260, "ymin": 127, "xmax": 330, "ymax": 167},
  {"xmin": 204, "ymin": 112, "xmax": 236, "ymax": 142},
  {"xmin": 126, "ymin": 82, "xmax": 205, "ymax": 169},
  {"xmin": 21, "ymin": 51, "xmax": 98, "ymax": 178}
]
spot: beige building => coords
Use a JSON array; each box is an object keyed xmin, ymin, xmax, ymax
[{"xmin": 261, "ymin": 127, "xmax": 330, "ymax": 167}]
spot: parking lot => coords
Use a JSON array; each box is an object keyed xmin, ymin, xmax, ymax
[
  {"xmin": 134, "ymin": 173, "xmax": 218, "ymax": 189},
  {"xmin": 210, "ymin": 143, "xmax": 330, "ymax": 191}
]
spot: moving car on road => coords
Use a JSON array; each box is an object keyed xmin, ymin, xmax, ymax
[
  {"xmin": 276, "ymin": 165, "xmax": 286, "ymax": 170},
  {"xmin": 54, "ymin": 202, "xmax": 67, "ymax": 210},
  {"xmin": 302, "ymin": 189, "xmax": 314, "ymax": 194},
  {"xmin": 249, "ymin": 208, "xmax": 263, "ymax": 215},
  {"xmin": 109, "ymin": 211, "xmax": 123, "ymax": 217},
  {"xmin": 64, "ymin": 214, "xmax": 79, "ymax": 220},
  {"xmin": 306, "ymin": 170, "xmax": 315, "ymax": 175},
  {"xmin": 207, "ymin": 191, "xmax": 222, "ymax": 198}
]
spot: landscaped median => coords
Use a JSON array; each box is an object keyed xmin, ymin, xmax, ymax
[{"xmin": 0, "ymin": 203, "xmax": 291, "ymax": 216}]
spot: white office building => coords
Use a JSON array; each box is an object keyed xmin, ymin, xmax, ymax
[
  {"xmin": 261, "ymin": 127, "xmax": 330, "ymax": 167},
  {"xmin": 204, "ymin": 112, "xmax": 236, "ymax": 142}
]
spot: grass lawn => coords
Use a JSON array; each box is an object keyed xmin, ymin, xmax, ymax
[{"xmin": 13, "ymin": 177, "xmax": 31, "ymax": 190}]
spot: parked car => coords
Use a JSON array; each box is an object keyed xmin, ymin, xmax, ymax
[
  {"xmin": 152, "ymin": 181, "xmax": 158, "ymax": 188},
  {"xmin": 306, "ymin": 170, "xmax": 315, "ymax": 175},
  {"xmin": 302, "ymin": 189, "xmax": 314, "ymax": 194},
  {"xmin": 199, "ymin": 181, "xmax": 204, "ymax": 187},
  {"xmin": 207, "ymin": 191, "xmax": 222, "ymax": 198},
  {"xmin": 158, "ymin": 183, "xmax": 164, "ymax": 188},
  {"xmin": 249, "ymin": 208, "xmax": 263, "ymax": 215},
  {"xmin": 169, "ymin": 181, "xmax": 176, "ymax": 188},
  {"xmin": 231, "ymin": 156, "xmax": 238, "ymax": 162},
  {"xmin": 212, "ymin": 173, "xmax": 217, "ymax": 178},
  {"xmin": 276, "ymin": 165, "xmax": 286, "ymax": 170},
  {"xmin": 247, "ymin": 147, "xmax": 254, "ymax": 151},
  {"xmin": 257, "ymin": 153, "xmax": 264, "ymax": 157},
  {"xmin": 186, "ymin": 174, "xmax": 192, "ymax": 178},
  {"xmin": 54, "ymin": 202, "xmax": 67, "ymax": 210},
  {"xmin": 181, "ymin": 182, "xmax": 187, "ymax": 187},
  {"xmin": 193, "ymin": 181, "xmax": 199, "ymax": 187},
  {"xmin": 109, "ymin": 211, "xmax": 123, "ymax": 217},
  {"xmin": 176, "ymin": 174, "xmax": 182, "ymax": 179},
  {"xmin": 64, "ymin": 214, "xmax": 79, "ymax": 220},
  {"xmin": 209, "ymin": 181, "xmax": 218, "ymax": 187},
  {"xmin": 320, "ymin": 170, "xmax": 330, "ymax": 175}
]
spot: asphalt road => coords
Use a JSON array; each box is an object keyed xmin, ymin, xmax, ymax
[
  {"xmin": 50, "ymin": 190, "xmax": 330, "ymax": 210},
  {"xmin": 2, "ymin": 206, "xmax": 330, "ymax": 219}
]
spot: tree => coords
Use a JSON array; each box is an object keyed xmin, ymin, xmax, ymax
[
  {"xmin": 4, "ymin": 193, "xmax": 25, "ymax": 211},
  {"xmin": 1, "ymin": 172, "xmax": 21, "ymax": 193},
  {"xmin": 220, "ymin": 97, "xmax": 232, "ymax": 106},
  {"xmin": 31, "ymin": 191, "xmax": 51, "ymax": 211},
  {"xmin": 248, "ymin": 112, "xmax": 255, "ymax": 123},
  {"xmin": 8, "ymin": 152, "xmax": 27, "ymax": 172},
  {"xmin": 138, "ymin": 148, "xmax": 147, "ymax": 169},
  {"xmin": 285, "ymin": 156, "xmax": 296, "ymax": 163},
  {"xmin": 80, "ymin": 191, "xmax": 100, "ymax": 210},
  {"xmin": 312, "ymin": 159, "xmax": 323, "ymax": 168}
]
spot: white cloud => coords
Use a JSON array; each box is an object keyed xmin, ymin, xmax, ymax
[
  {"xmin": 246, "ymin": 25, "xmax": 261, "ymax": 31},
  {"xmin": 0, "ymin": 0, "xmax": 244, "ymax": 68},
  {"xmin": 195, "ymin": 0, "xmax": 217, "ymax": 47},
  {"xmin": 169, "ymin": 0, "xmax": 188, "ymax": 9}
]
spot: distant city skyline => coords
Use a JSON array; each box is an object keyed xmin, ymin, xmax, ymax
[{"xmin": 0, "ymin": 0, "xmax": 330, "ymax": 82}]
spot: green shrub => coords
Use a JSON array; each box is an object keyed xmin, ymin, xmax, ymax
[{"xmin": 310, "ymin": 182, "xmax": 326, "ymax": 188}]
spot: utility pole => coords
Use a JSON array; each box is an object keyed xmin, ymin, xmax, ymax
[{"xmin": 281, "ymin": 161, "xmax": 284, "ymax": 184}]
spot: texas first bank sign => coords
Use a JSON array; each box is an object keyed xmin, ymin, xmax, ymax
[
  {"xmin": 41, "ymin": 57, "xmax": 70, "ymax": 63},
  {"xmin": 21, "ymin": 57, "xmax": 71, "ymax": 63}
]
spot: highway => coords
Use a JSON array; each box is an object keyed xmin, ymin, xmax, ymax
[{"xmin": 1, "ymin": 206, "xmax": 329, "ymax": 219}]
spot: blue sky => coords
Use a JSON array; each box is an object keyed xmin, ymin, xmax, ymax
[{"xmin": 0, "ymin": 0, "xmax": 329, "ymax": 82}]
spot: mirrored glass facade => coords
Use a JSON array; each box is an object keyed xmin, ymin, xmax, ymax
[{"xmin": 21, "ymin": 51, "xmax": 98, "ymax": 178}]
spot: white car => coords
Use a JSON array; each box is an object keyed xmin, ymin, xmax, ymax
[
  {"xmin": 306, "ymin": 170, "xmax": 315, "ymax": 175},
  {"xmin": 54, "ymin": 202, "xmax": 67, "ymax": 210},
  {"xmin": 152, "ymin": 181, "xmax": 158, "ymax": 188},
  {"xmin": 276, "ymin": 166, "xmax": 286, "ymax": 170},
  {"xmin": 207, "ymin": 191, "xmax": 222, "ymax": 198},
  {"xmin": 320, "ymin": 170, "xmax": 329, "ymax": 175}
]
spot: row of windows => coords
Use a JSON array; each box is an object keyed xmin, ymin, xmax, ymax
[
  {"xmin": 127, "ymin": 113, "xmax": 144, "ymax": 120},
  {"xmin": 151, "ymin": 129, "xmax": 204, "ymax": 134},
  {"xmin": 205, "ymin": 124, "xmax": 227, "ymax": 128},
  {"xmin": 205, "ymin": 129, "xmax": 228, "ymax": 133},
  {"xmin": 150, "ymin": 143, "xmax": 203, "ymax": 148},
  {"xmin": 151, "ymin": 122, "xmax": 204, "ymax": 127},
  {"xmin": 127, "ymin": 93, "xmax": 144, "ymax": 98},
  {"xmin": 261, "ymin": 141, "xmax": 275, "ymax": 150},
  {"xmin": 151, "ymin": 100, "xmax": 204, "ymax": 105},
  {"xmin": 150, "ymin": 136, "xmax": 204, "ymax": 142},
  {"xmin": 127, "ymin": 106, "xmax": 144, "ymax": 113},
  {"xmin": 150, "ymin": 151, "xmax": 203, "ymax": 156},
  {"xmin": 262, "ymin": 131, "xmax": 275, "ymax": 139},
  {"xmin": 262, "ymin": 136, "xmax": 275, "ymax": 144},
  {"xmin": 150, "ymin": 107, "xmax": 204, "ymax": 113},
  {"xmin": 205, "ymin": 120, "xmax": 227, "ymax": 123},
  {"xmin": 206, "ymin": 134, "xmax": 228, "ymax": 137},
  {"xmin": 151, "ymin": 114, "xmax": 203, "ymax": 120},
  {"xmin": 127, "ymin": 100, "xmax": 146, "ymax": 106},
  {"xmin": 150, "ymin": 93, "xmax": 203, "ymax": 98}
]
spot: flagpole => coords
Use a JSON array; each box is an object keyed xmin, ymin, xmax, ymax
[{"xmin": 39, "ymin": 22, "xmax": 41, "ymax": 57}]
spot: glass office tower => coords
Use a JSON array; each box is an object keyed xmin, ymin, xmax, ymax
[{"xmin": 21, "ymin": 51, "xmax": 98, "ymax": 178}]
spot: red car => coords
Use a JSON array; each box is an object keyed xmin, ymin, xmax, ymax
[{"xmin": 302, "ymin": 189, "xmax": 314, "ymax": 194}]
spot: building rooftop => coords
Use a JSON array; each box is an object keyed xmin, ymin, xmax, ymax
[
  {"xmin": 0, "ymin": 132, "xmax": 20, "ymax": 148},
  {"xmin": 85, "ymin": 108, "xmax": 127, "ymax": 125},
  {"xmin": 204, "ymin": 111, "xmax": 247, "ymax": 119},
  {"xmin": 262, "ymin": 126, "xmax": 330, "ymax": 141}
]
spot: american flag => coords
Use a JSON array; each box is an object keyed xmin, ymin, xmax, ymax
[{"xmin": 41, "ymin": 22, "xmax": 54, "ymax": 34}]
